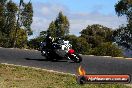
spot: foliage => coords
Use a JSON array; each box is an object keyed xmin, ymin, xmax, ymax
[
  {"xmin": 0, "ymin": 33, "xmax": 11, "ymax": 47},
  {"xmin": 79, "ymin": 24, "xmax": 123, "ymax": 56},
  {"xmin": 0, "ymin": 0, "xmax": 33, "ymax": 48},
  {"xmin": 115, "ymin": 0, "xmax": 132, "ymax": 50},
  {"xmin": 0, "ymin": 1, "xmax": 17, "ymax": 36},
  {"xmin": 0, "ymin": 0, "xmax": 18, "ymax": 47},
  {"xmin": 115, "ymin": 0, "xmax": 132, "ymax": 18},
  {"xmin": 13, "ymin": 29, "xmax": 28, "ymax": 48},
  {"xmin": 65, "ymin": 35, "xmax": 91, "ymax": 54},
  {"xmin": 28, "ymin": 30, "xmax": 48, "ymax": 49},
  {"xmin": 39, "ymin": 31, "xmax": 47, "ymax": 37},
  {"xmin": 47, "ymin": 21, "xmax": 56, "ymax": 37},
  {"xmin": 80, "ymin": 24, "xmax": 113, "ymax": 48},
  {"xmin": 28, "ymin": 36, "xmax": 44, "ymax": 50},
  {"xmin": 91, "ymin": 42, "xmax": 123, "ymax": 57},
  {"xmin": 75, "ymin": 37, "xmax": 91, "ymax": 54},
  {"xmin": 21, "ymin": 1, "xmax": 33, "ymax": 35},
  {"xmin": 0, "ymin": 28, "xmax": 27, "ymax": 48},
  {"xmin": 113, "ymin": 26, "xmax": 132, "ymax": 49},
  {"xmin": 47, "ymin": 11, "xmax": 70, "ymax": 38},
  {"xmin": 28, "ymin": 11, "xmax": 70, "ymax": 49}
]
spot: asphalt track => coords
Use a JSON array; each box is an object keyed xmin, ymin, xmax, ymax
[{"xmin": 0, "ymin": 48, "xmax": 132, "ymax": 82}]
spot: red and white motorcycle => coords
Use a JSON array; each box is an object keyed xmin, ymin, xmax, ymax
[{"xmin": 40, "ymin": 39, "xmax": 82, "ymax": 63}]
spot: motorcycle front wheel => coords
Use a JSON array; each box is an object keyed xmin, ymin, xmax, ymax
[{"xmin": 69, "ymin": 54, "xmax": 82, "ymax": 63}]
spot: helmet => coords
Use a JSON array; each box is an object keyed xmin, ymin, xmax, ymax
[
  {"xmin": 58, "ymin": 37, "xmax": 61, "ymax": 40},
  {"xmin": 49, "ymin": 36, "xmax": 52, "ymax": 39}
]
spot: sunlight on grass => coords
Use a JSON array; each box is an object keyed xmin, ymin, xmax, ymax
[{"xmin": 0, "ymin": 64, "xmax": 131, "ymax": 88}]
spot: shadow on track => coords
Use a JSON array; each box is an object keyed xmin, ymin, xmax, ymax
[
  {"xmin": 24, "ymin": 58, "xmax": 68, "ymax": 62},
  {"xmin": 25, "ymin": 58, "xmax": 49, "ymax": 61}
]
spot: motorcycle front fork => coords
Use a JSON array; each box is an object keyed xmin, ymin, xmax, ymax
[
  {"xmin": 67, "ymin": 56, "xmax": 71, "ymax": 60},
  {"xmin": 65, "ymin": 53, "xmax": 71, "ymax": 60}
]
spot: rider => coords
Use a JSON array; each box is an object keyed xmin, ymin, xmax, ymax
[{"xmin": 45, "ymin": 34, "xmax": 53, "ymax": 50}]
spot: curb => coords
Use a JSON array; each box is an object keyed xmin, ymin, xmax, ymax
[
  {"xmin": 88, "ymin": 55, "xmax": 94, "ymax": 56},
  {"xmin": 102, "ymin": 56, "xmax": 112, "ymax": 57},
  {"xmin": 23, "ymin": 48, "xmax": 38, "ymax": 51},
  {"xmin": 113, "ymin": 57, "xmax": 124, "ymax": 59},
  {"xmin": 6, "ymin": 47, "xmax": 38, "ymax": 52},
  {"xmin": 1, "ymin": 63, "xmax": 76, "ymax": 76},
  {"xmin": 82, "ymin": 55, "xmax": 112, "ymax": 57},
  {"xmin": 125, "ymin": 58, "xmax": 132, "ymax": 59},
  {"xmin": 80, "ymin": 54, "xmax": 132, "ymax": 59}
]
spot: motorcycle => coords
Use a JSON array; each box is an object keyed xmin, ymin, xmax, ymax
[{"xmin": 40, "ymin": 39, "xmax": 82, "ymax": 63}]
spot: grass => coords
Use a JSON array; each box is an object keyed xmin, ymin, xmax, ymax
[{"xmin": 0, "ymin": 64, "xmax": 131, "ymax": 88}]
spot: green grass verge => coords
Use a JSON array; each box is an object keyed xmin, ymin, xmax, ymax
[{"xmin": 0, "ymin": 64, "xmax": 131, "ymax": 88}]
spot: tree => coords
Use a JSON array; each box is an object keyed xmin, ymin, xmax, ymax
[
  {"xmin": 113, "ymin": 26, "xmax": 132, "ymax": 49},
  {"xmin": 75, "ymin": 37, "xmax": 91, "ymax": 54},
  {"xmin": 21, "ymin": 1, "xmax": 33, "ymax": 35},
  {"xmin": 0, "ymin": 0, "xmax": 33, "ymax": 48},
  {"xmin": 6, "ymin": 1, "xmax": 18, "ymax": 42},
  {"xmin": 91, "ymin": 42, "xmax": 123, "ymax": 57},
  {"xmin": 28, "ymin": 38, "xmax": 41, "ymax": 49},
  {"xmin": 0, "ymin": 1, "xmax": 6, "ymax": 34},
  {"xmin": 12, "ymin": 28, "xmax": 28, "ymax": 48},
  {"xmin": 115, "ymin": 0, "xmax": 132, "ymax": 21},
  {"xmin": 28, "ymin": 31, "xmax": 44, "ymax": 49},
  {"xmin": 0, "ymin": 1, "xmax": 18, "ymax": 36},
  {"xmin": 79, "ymin": 24, "xmax": 123, "ymax": 56},
  {"xmin": 80, "ymin": 24, "xmax": 113, "ymax": 48},
  {"xmin": 54, "ymin": 11, "xmax": 70, "ymax": 37},
  {"xmin": 0, "ymin": 0, "xmax": 18, "ymax": 47},
  {"xmin": 13, "ymin": 0, "xmax": 33, "ymax": 47},
  {"xmin": 47, "ymin": 21, "xmax": 56, "ymax": 37},
  {"xmin": 0, "ymin": 28, "xmax": 27, "ymax": 48},
  {"xmin": 46, "ymin": 12, "xmax": 70, "ymax": 38},
  {"xmin": 65, "ymin": 35, "xmax": 90, "ymax": 54},
  {"xmin": 115, "ymin": 0, "xmax": 132, "ymax": 49},
  {"xmin": 40, "ymin": 31, "xmax": 47, "ymax": 37}
]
